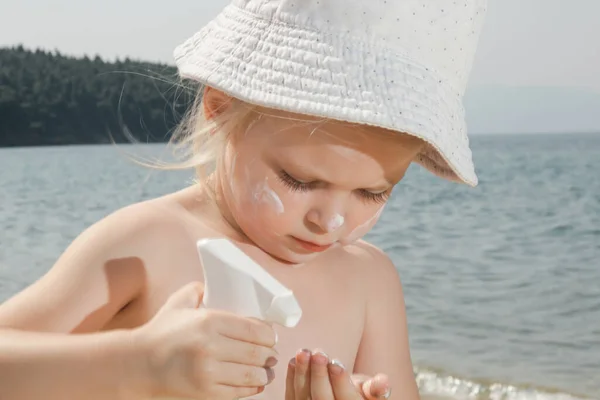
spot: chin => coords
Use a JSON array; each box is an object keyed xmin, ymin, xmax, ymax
[{"xmin": 277, "ymin": 249, "xmax": 321, "ymax": 266}]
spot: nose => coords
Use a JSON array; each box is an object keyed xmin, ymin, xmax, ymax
[{"xmin": 306, "ymin": 208, "xmax": 346, "ymax": 234}]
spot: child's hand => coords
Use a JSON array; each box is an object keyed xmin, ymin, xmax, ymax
[
  {"xmin": 350, "ymin": 373, "xmax": 392, "ymax": 400},
  {"xmin": 285, "ymin": 349, "xmax": 391, "ymax": 400},
  {"xmin": 133, "ymin": 282, "xmax": 278, "ymax": 399}
]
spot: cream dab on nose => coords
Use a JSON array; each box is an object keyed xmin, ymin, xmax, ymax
[{"xmin": 326, "ymin": 213, "xmax": 345, "ymax": 232}]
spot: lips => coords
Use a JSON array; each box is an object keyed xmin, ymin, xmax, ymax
[{"xmin": 292, "ymin": 237, "xmax": 333, "ymax": 253}]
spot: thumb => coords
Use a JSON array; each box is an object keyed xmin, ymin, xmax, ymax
[
  {"xmin": 352, "ymin": 374, "xmax": 391, "ymax": 400},
  {"xmin": 163, "ymin": 281, "xmax": 205, "ymax": 310}
]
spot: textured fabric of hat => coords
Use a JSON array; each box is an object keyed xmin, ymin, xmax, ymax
[{"xmin": 174, "ymin": 0, "xmax": 488, "ymax": 186}]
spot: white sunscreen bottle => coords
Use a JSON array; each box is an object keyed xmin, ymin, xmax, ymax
[
  {"xmin": 153, "ymin": 238, "xmax": 302, "ymax": 400},
  {"xmin": 197, "ymin": 237, "xmax": 302, "ymax": 327}
]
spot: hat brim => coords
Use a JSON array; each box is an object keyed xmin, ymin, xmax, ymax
[{"xmin": 174, "ymin": 4, "xmax": 478, "ymax": 187}]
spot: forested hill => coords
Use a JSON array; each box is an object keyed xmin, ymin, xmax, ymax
[{"xmin": 0, "ymin": 46, "xmax": 196, "ymax": 147}]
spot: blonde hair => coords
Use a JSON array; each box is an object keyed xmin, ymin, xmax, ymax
[
  {"xmin": 126, "ymin": 86, "xmax": 257, "ymax": 190},
  {"xmin": 149, "ymin": 86, "xmax": 329, "ymax": 180},
  {"xmin": 171, "ymin": 89, "xmax": 256, "ymax": 180}
]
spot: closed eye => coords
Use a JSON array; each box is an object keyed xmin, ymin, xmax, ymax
[{"xmin": 276, "ymin": 169, "xmax": 390, "ymax": 204}]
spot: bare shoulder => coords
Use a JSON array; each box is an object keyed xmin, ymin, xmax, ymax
[
  {"xmin": 93, "ymin": 192, "xmax": 201, "ymax": 243},
  {"xmin": 340, "ymin": 239, "xmax": 402, "ymax": 286},
  {"xmin": 333, "ymin": 239, "xmax": 406, "ymax": 312},
  {"xmin": 0, "ymin": 191, "xmax": 200, "ymax": 333},
  {"xmin": 57, "ymin": 192, "xmax": 198, "ymax": 265}
]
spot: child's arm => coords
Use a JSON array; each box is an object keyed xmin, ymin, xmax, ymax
[
  {"xmin": 0, "ymin": 327, "xmax": 150, "ymax": 400},
  {"xmin": 0, "ymin": 203, "xmax": 151, "ymax": 334},
  {"xmin": 352, "ymin": 245, "xmax": 421, "ymax": 400},
  {"xmin": 0, "ymin": 204, "xmax": 160, "ymax": 398},
  {"xmin": 0, "ymin": 201, "xmax": 278, "ymax": 399}
]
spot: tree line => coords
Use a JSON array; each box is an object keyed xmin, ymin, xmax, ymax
[{"xmin": 0, "ymin": 46, "xmax": 197, "ymax": 147}]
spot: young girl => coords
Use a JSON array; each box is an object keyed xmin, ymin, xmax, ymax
[{"xmin": 0, "ymin": 0, "xmax": 487, "ymax": 399}]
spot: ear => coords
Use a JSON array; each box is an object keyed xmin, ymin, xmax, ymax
[{"xmin": 203, "ymin": 86, "xmax": 233, "ymax": 120}]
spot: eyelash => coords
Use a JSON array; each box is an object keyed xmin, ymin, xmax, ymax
[{"xmin": 276, "ymin": 170, "xmax": 390, "ymax": 204}]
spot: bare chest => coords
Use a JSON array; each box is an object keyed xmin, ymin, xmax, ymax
[{"xmin": 105, "ymin": 239, "xmax": 366, "ymax": 399}]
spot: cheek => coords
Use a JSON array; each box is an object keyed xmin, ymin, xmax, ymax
[
  {"xmin": 250, "ymin": 178, "xmax": 284, "ymax": 214},
  {"xmin": 234, "ymin": 177, "xmax": 284, "ymax": 216},
  {"xmin": 228, "ymin": 171, "xmax": 304, "ymax": 234},
  {"xmin": 226, "ymin": 160, "xmax": 281, "ymax": 212},
  {"xmin": 342, "ymin": 205, "xmax": 385, "ymax": 244}
]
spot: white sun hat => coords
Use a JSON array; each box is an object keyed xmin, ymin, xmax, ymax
[{"xmin": 174, "ymin": 0, "xmax": 488, "ymax": 187}]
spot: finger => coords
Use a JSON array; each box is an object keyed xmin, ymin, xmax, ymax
[
  {"xmin": 350, "ymin": 374, "xmax": 371, "ymax": 397},
  {"xmin": 294, "ymin": 349, "xmax": 312, "ymax": 400},
  {"xmin": 213, "ymin": 361, "xmax": 275, "ymax": 387},
  {"xmin": 360, "ymin": 374, "xmax": 391, "ymax": 400},
  {"xmin": 162, "ymin": 281, "xmax": 204, "ymax": 310},
  {"xmin": 328, "ymin": 359, "xmax": 361, "ymax": 400},
  {"xmin": 216, "ymin": 335, "xmax": 279, "ymax": 367},
  {"xmin": 350, "ymin": 374, "xmax": 371, "ymax": 388},
  {"xmin": 285, "ymin": 357, "xmax": 296, "ymax": 400},
  {"xmin": 310, "ymin": 350, "xmax": 334, "ymax": 400},
  {"xmin": 350, "ymin": 374, "xmax": 370, "ymax": 398},
  {"xmin": 212, "ymin": 311, "xmax": 277, "ymax": 347}
]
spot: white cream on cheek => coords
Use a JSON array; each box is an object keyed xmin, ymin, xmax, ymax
[
  {"xmin": 344, "ymin": 206, "xmax": 384, "ymax": 243},
  {"xmin": 250, "ymin": 175, "xmax": 285, "ymax": 215},
  {"xmin": 260, "ymin": 178, "xmax": 285, "ymax": 214},
  {"xmin": 229, "ymin": 157, "xmax": 285, "ymax": 216},
  {"xmin": 236, "ymin": 114, "xmax": 286, "ymax": 215}
]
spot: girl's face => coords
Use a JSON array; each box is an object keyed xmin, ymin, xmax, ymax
[{"xmin": 217, "ymin": 108, "xmax": 424, "ymax": 265}]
